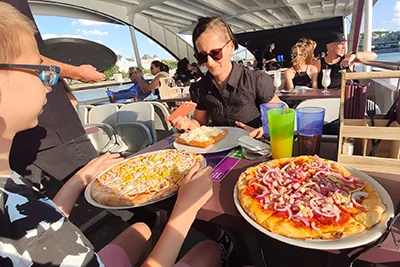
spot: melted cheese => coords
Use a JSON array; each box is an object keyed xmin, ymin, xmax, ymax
[
  {"xmin": 98, "ymin": 150, "xmax": 197, "ymax": 195},
  {"xmin": 180, "ymin": 126, "xmax": 223, "ymax": 142}
]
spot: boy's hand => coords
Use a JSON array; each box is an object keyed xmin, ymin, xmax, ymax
[
  {"xmin": 74, "ymin": 153, "xmax": 123, "ymax": 188},
  {"xmin": 175, "ymin": 163, "xmax": 213, "ymax": 214}
]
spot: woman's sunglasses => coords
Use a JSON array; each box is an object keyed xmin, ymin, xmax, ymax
[
  {"xmin": 0, "ymin": 64, "xmax": 60, "ymax": 86},
  {"xmin": 194, "ymin": 40, "xmax": 232, "ymax": 64}
]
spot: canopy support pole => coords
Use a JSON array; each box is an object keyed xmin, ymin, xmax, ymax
[
  {"xmin": 349, "ymin": 0, "xmax": 364, "ymax": 53},
  {"xmin": 128, "ymin": 14, "xmax": 142, "ymax": 70},
  {"xmin": 363, "ymin": 0, "xmax": 373, "ymax": 72}
]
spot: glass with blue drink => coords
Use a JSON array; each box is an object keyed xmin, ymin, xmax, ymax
[{"xmin": 106, "ymin": 89, "xmax": 115, "ymax": 103}]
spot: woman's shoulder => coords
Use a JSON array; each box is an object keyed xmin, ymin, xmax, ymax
[
  {"xmin": 308, "ymin": 64, "xmax": 318, "ymax": 73},
  {"xmin": 155, "ymin": 71, "xmax": 170, "ymax": 78}
]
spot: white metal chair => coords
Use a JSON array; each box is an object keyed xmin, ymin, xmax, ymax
[
  {"xmin": 77, "ymin": 104, "xmax": 94, "ymax": 125},
  {"xmin": 118, "ymin": 102, "xmax": 157, "ymax": 144},
  {"xmin": 84, "ymin": 124, "xmax": 114, "ymax": 154},
  {"xmin": 149, "ymin": 102, "xmax": 176, "ymax": 140},
  {"xmin": 295, "ymin": 98, "xmax": 340, "ymax": 123}
]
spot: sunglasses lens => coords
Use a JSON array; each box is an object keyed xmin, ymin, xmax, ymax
[
  {"xmin": 210, "ymin": 49, "xmax": 223, "ymax": 61},
  {"xmin": 39, "ymin": 70, "xmax": 59, "ymax": 86},
  {"xmin": 195, "ymin": 53, "xmax": 208, "ymax": 64}
]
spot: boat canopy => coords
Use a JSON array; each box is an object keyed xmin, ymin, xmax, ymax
[{"xmin": 28, "ymin": 0, "xmax": 374, "ymax": 62}]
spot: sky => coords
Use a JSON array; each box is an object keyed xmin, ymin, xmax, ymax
[{"xmin": 33, "ymin": 0, "xmax": 399, "ymax": 60}]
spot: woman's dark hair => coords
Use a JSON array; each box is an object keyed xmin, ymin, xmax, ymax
[
  {"xmin": 192, "ymin": 17, "xmax": 238, "ymax": 54},
  {"xmin": 151, "ymin": 60, "xmax": 169, "ymax": 73},
  {"xmin": 176, "ymin": 57, "xmax": 189, "ymax": 73}
]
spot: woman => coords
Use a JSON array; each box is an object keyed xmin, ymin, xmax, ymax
[
  {"xmin": 174, "ymin": 57, "xmax": 197, "ymax": 86},
  {"xmin": 262, "ymin": 42, "xmax": 278, "ymax": 71},
  {"xmin": 171, "ymin": 16, "xmax": 279, "ymax": 138},
  {"xmin": 285, "ymin": 41, "xmax": 318, "ymax": 90},
  {"xmin": 133, "ymin": 60, "xmax": 169, "ymax": 97}
]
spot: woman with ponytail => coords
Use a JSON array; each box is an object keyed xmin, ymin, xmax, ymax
[{"xmin": 132, "ymin": 60, "xmax": 170, "ymax": 97}]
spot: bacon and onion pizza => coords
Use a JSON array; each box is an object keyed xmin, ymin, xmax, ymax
[
  {"xmin": 91, "ymin": 150, "xmax": 203, "ymax": 206},
  {"xmin": 237, "ymin": 155, "xmax": 386, "ymax": 239}
]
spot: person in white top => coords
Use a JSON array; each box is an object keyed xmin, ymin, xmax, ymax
[{"xmin": 132, "ymin": 60, "xmax": 169, "ymax": 97}]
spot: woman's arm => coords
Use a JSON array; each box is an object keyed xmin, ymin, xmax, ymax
[
  {"xmin": 136, "ymin": 74, "xmax": 164, "ymax": 93},
  {"xmin": 285, "ymin": 68, "xmax": 295, "ymax": 90},
  {"xmin": 308, "ymin": 65, "xmax": 318, "ymax": 90},
  {"xmin": 170, "ymin": 109, "xmax": 207, "ymax": 131}
]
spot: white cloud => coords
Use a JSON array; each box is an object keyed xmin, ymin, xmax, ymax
[
  {"xmin": 392, "ymin": 0, "xmax": 400, "ymax": 25},
  {"xmin": 42, "ymin": 33, "xmax": 85, "ymax": 40},
  {"xmin": 71, "ymin": 19, "xmax": 108, "ymax": 26},
  {"xmin": 147, "ymin": 37, "xmax": 155, "ymax": 45},
  {"xmin": 81, "ymin": 29, "xmax": 108, "ymax": 36}
]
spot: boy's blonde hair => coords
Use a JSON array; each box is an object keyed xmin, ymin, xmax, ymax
[{"xmin": 0, "ymin": 2, "xmax": 37, "ymax": 63}]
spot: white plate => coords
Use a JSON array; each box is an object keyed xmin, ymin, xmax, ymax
[
  {"xmin": 173, "ymin": 127, "xmax": 248, "ymax": 154},
  {"xmin": 84, "ymin": 150, "xmax": 207, "ymax": 210},
  {"xmin": 234, "ymin": 165, "xmax": 394, "ymax": 250},
  {"xmin": 279, "ymin": 90, "xmax": 296, "ymax": 94}
]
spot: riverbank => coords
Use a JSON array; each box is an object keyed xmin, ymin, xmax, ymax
[{"xmin": 373, "ymin": 47, "xmax": 400, "ymax": 54}]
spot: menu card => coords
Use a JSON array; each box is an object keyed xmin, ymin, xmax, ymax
[{"xmin": 204, "ymin": 148, "xmax": 243, "ymax": 182}]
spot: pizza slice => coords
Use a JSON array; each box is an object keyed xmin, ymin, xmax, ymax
[{"xmin": 176, "ymin": 126, "xmax": 228, "ymax": 148}]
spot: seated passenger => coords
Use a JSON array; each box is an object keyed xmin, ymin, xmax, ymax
[
  {"xmin": 132, "ymin": 60, "xmax": 169, "ymax": 98},
  {"xmin": 174, "ymin": 57, "xmax": 197, "ymax": 86},
  {"xmin": 0, "ymin": 3, "xmax": 221, "ymax": 267},
  {"xmin": 128, "ymin": 66, "xmax": 151, "ymax": 100},
  {"xmin": 285, "ymin": 41, "xmax": 318, "ymax": 90},
  {"xmin": 171, "ymin": 17, "xmax": 280, "ymax": 138},
  {"xmin": 313, "ymin": 32, "xmax": 377, "ymax": 89}
]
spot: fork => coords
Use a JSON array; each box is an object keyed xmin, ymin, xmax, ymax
[{"xmin": 366, "ymin": 96, "xmax": 376, "ymax": 156}]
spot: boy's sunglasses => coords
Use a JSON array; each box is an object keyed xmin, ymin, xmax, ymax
[
  {"xmin": 0, "ymin": 64, "xmax": 60, "ymax": 86},
  {"xmin": 194, "ymin": 39, "xmax": 231, "ymax": 64}
]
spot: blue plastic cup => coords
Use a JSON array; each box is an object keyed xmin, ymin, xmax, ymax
[
  {"xmin": 260, "ymin": 102, "xmax": 286, "ymax": 137},
  {"xmin": 296, "ymin": 107, "xmax": 325, "ymax": 155},
  {"xmin": 277, "ymin": 55, "xmax": 284, "ymax": 62}
]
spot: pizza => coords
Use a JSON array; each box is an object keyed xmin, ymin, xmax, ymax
[
  {"xmin": 237, "ymin": 155, "xmax": 387, "ymax": 240},
  {"xmin": 91, "ymin": 150, "xmax": 203, "ymax": 206},
  {"xmin": 176, "ymin": 126, "xmax": 228, "ymax": 148}
]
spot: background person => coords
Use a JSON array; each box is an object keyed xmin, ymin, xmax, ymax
[
  {"xmin": 262, "ymin": 42, "xmax": 278, "ymax": 70},
  {"xmin": 313, "ymin": 32, "xmax": 377, "ymax": 89},
  {"xmin": 128, "ymin": 66, "xmax": 151, "ymax": 100},
  {"xmin": 132, "ymin": 60, "xmax": 169, "ymax": 98},
  {"xmin": 285, "ymin": 41, "xmax": 318, "ymax": 90}
]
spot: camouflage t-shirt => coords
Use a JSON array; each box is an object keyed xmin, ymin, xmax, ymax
[{"xmin": 0, "ymin": 173, "xmax": 103, "ymax": 266}]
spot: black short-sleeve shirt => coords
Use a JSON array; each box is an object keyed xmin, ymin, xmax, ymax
[{"xmin": 190, "ymin": 62, "xmax": 275, "ymax": 128}]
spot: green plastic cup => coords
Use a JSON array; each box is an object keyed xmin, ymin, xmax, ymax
[{"xmin": 267, "ymin": 108, "xmax": 295, "ymax": 159}]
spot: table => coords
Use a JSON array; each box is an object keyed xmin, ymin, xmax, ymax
[
  {"xmin": 137, "ymin": 136, "xmax": 400, "ymax": 264},
  {"xmin": 278, "ymin": 89, "xmax": 341, "ymax": 100},
  {"xmin": 93, "ymin": 96, "xmax": 191, "ymax": 106}
]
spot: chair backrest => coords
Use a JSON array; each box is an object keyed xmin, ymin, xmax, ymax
[
  {"xmin": 115, "ymin": 123, "xmax": 153, "ymax": 153},
  {"xmin": 118, "ymin": 102, "xmax": 157, "ymax": 143},
  {"xmin": 88, "ymin": 104, "xmax": 119, "ymax": 127},
  {"xmin": 149, "ymin": 102, "xmax": 175, "ymax": 140},
  {"xmin": 78, "ymin": 106, "xmax": 89, "ymax": 125},
  {"xmin": 296, "ymin": 98, "xmax": 340, "ymax": 123},
  {"xmin": 84, "ymin": 124, "xmax": 113, "ymax": 154}
]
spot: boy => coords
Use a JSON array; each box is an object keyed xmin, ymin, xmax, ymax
[{"xmin": 0, "ymin": 3, "xmax": 220, "ymax": 266}]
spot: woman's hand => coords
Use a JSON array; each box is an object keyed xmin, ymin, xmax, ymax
[
  {"xmin": 235, "ymin": 121, "xmax": 264, "ymax": 138},
  {"xmin": 73, "ymin": 153, "xmax": 123, "ymax": 188},
  {"xmin": 170, "ymin": 116, "xmax": 198, "ymax": 131},
  {"xmin": 175, "ymin": 163, "xmax": 213, "ymax": 214}
]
